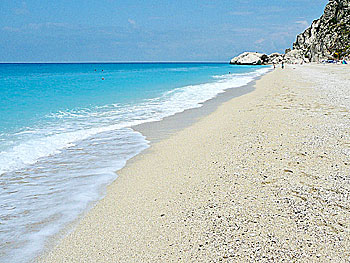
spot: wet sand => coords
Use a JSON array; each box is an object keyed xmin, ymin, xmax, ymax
[{"xmin": 39, "ymin": 64, "xmax": 350, "ymax": 262}]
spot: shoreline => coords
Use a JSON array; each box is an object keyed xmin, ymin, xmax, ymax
[
  {"xmin": 132, "ymin": 73, "xmax": 261, "ymax": 143},
  {"xmin": 39, "ymin": 64, "xmax": 350, "ymax": 262},
  {"xmin": 34, "ymin": 66, "xmax": 268, "ymax": 261}
]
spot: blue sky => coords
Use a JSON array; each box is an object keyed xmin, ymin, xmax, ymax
[{"xmin": 0, "ymin": 0, "xmax": 328, "ymax": 62}]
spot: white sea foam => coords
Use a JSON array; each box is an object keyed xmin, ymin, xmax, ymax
[
  {"xmin": 0, "ymin": 128, "xmax": 149, "ymax": 263},
  {"xmin": 0, "ymin": 67, "xmax": 270, "ymax": 176}
]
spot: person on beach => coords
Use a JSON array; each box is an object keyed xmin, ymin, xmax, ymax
[
  {"xmin": 273, "ymin": 63, "xmax": 276, "ymax": 69},
  {"xmin": 282, "ymin": 62, "xmax": 285, "ymax": 69}
]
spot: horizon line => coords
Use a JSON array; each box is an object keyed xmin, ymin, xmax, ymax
[{"xmin": 0, "ymin": 60, "xmax": 229, "ymax": 64}]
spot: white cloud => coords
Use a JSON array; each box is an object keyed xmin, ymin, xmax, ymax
[
  {"xmin": 2, "ymin": 22, "xmax": 73, "ymax": 33},
  {"xmin": 2, "ymin": 26, "xmax": 21, "ymax": 32},
  {"xmin": 27, "ymin": 23, "xmax": 42, "ymax": 30},
  {"xmin": 127, "ymin": 19, "xmax": 139, "ymax": 29},
  {"xmin": 295, "ymin": 20, "xmax": 309, "ymax": 27},
  {"xmin": 128, "ymin": 19, "xmax": 136, "ymax": 25},
  {"xmin": 25, "ymin": 22, "xmax": 71, "ymax": 30},
  {"xmin": 255, "ymin": 38, "xmax": 265, "ymax": 44},
  {"xmin": 229, "ymin": 11, "xmax": 253, "ymax": 16},
  {"xmin": 149, "ymin": 16, "xmax": 162, "ymax": 21}
]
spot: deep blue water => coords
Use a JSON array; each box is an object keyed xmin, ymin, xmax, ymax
[{"xmin": 0, "ymin": 63, "xmax": 270, "ymax": 262}]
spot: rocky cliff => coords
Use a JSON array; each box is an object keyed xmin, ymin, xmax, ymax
[
  {"xmin": 293, "ymin": 0, "xmax": 350, "ymax": 62},
  {"xmin": 230, "ymin": 0, "xmax": 350, "ymax": 65}
]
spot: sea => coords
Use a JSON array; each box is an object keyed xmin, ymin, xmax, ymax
[{"xmin": 0, "ymin": 62, "xmax": 270, "ymax": 262}]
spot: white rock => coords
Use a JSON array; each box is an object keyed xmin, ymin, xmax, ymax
[
  {"xmin": 230, "ymin": 52, "xmax": 268, "ymax": 65},
  {"xmin": 284, "ymin": 49, "xmax": 308, "ymax": 64},
  {"xmin": 268, "ymin": 53, "xmax": 284, "ymax": 64}
]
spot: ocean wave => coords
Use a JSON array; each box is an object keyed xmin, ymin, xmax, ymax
[
  {"xmin": 0, "ymin": 128, "xmax": 149, "ymax": 263},
  {"xmin": 0, "ymin": 67, "xmax": 270, "ymax": 176}
]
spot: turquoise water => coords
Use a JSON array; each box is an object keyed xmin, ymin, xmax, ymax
[
  {"xmin": 0, "ymin": 63, "xmax": 254, "ymax": 133},
  {"xmin": 0, "ymin": 63, "xmax": 270, "ymax": 262}
]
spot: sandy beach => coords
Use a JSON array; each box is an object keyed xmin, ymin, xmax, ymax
[{"xmin": 39, "ymin": 64, "xmax": 350, "ymax": 262}]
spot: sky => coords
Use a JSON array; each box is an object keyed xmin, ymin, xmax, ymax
[{"xmin": 0, "ymin": 0, "xmax": 328, "ymax": 62}]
